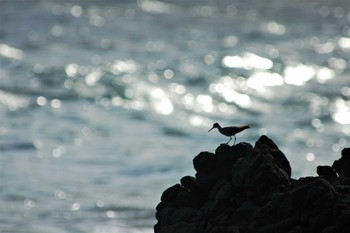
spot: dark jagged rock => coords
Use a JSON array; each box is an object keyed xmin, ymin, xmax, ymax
[
  {"xmin": 176, "ymin": 190, "xmax": 201, "ymax": 208},
  {"xmin": 255, "ymin": 135, "xmax": 292, "ymax": 177},
  {"xmin": 193, "ymin": 151, "xmax": 216, "ymax": 173},
  {"xmin": 255, "ymin": 134, "xmax": 279, "ymax": 150},
  {"xmin": 215, "ymin": 143, "xmax": 253, "ymax": 179},
  {"xmin": 195, "ymin": 171, "xmax": 219, "ymax": 192},
  {"xmin": 155, "ymin": 135, "xmax": 350, "ymax": 233},
  {"xmin": 231, "ymin": 149, "xmax": 290, "ymax": 193},
  {"xmin": 317, "ymin": 165, "xmax": 338, "ymax": 180},
  {"xmin": 180, "ymin": 176, "xmax": 198, "ymax": 192},
  {"xmin": 332, "ymin": 147, "xmax": 350, "ymax": 178},
  {"xmin": 160, "ymin": 184, "xmax": 187, "ymax": 202}
]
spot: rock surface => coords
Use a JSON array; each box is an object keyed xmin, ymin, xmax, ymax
[{"xmin": 154, "ymin": 135, "xmax": 350, "ymax": 233}]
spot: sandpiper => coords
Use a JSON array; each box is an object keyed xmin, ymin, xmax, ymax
[{"xmin": 208, "ymin": 122, "xmax": 250, "ymax": 145}]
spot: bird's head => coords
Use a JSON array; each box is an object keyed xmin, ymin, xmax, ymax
[{"xmin": 208, "ymin": 122, "xmax": 220, "ymax": 132}]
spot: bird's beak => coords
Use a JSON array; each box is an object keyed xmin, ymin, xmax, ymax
[{"xmin": 208, "ymin": 127, "xmax": 214, "ymax": 132}]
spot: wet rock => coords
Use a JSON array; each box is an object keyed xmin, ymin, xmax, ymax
[
  {"xmin": 195, "ymin": 171, "xmax": 219, "ymax": 192},
  {"xmin": 209, "ymin": 180, "xmax": 234, "ymax": 202},
  {"xmin": 155, "ymin": 205, "xmax": 176, "ymax": 228},
  {"xmin": 255, "ymin": 135, "xmax": 291, "ymax": 177},
  {"xmin": 161, "ymin": 184, "xmax": 187, "ymax": 202},
  {"xmin": 215, "ymin": 143, "xmax": 253, "ymax": 178},
  {"xmin": 231, "ymin": 150, "xmax": 290, "ymax": 193},
  {"xmin": 254, "ymin": 135, "xmax": 279, "ymax": 150},
  {"xmin": 157, "ymin": 222, "xmax": 198, "ymax": 233},
  {"xmin": 270, "ymin": 148, "xmax": 292, "ymax": 178},
  {"xmin": 171, "ymin": 207, "xmax": 197, "ymax": 223},
  {"xmin": 317, "ymin": 165, "xmax": 338, "ymax": 180},
  {"xmin": 155, "ymin": 137, "xmax": 350, "ymax": 233},
  {"xmin": 193, "ymin": 151, "xmax": 216, "ymax": 173},
  {"xmin": 231, "ymin": 200, "xmax": 259, "ymax": 225},
  {"xmin": 176, "ymin": 190, "xmax": 201, "ymax": 208},
  {"xmin": 332, "ymin": 147, "xmax": 350, "ymax": 177},
  {"xmin": 289, "ymin": 178, "xmax": 336, "ymax": 221},
  {"xmin": 180, "ymin": 176, "xmax": 198, "ymax": 192},
  {"xmin": 156, "ymin": 201, "xmax": 175, "ymax": 212}
]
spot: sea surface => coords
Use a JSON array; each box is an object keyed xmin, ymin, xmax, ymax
[{"xmin": 0, "ymin": 0, "xmax": 349, "ymax": 232}]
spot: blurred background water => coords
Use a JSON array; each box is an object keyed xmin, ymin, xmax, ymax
[{"xmin": 0, "ymin": 0, "xmax": 349, "ymax": 232}]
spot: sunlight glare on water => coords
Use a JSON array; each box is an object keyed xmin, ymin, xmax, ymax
[
  {"xmin": 332, "ymin": 98, "xmax": 350, "ymax": 125},
  {"xmin": 209, "ymin": 76, "xmax": 251, "ymax": 108},
  {"xmin": 222, "ymin": 53, "xmax": 273, "ymax": 70},
  {"xmin": 284, "ymin": 64, "xmax": 316, "ymax": 86},
  {"xmin": 247, "ymin": 71, "xmax": 284, "ymax": 91},
  {"xmin": 0, "ymin": 44, "xmax": 23, "ymax": 60},
  {"xmin": 151, "ymin": 88, "xmax": 174, "ymax": 115}
]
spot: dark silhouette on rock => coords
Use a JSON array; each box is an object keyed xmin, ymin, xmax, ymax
[
  {"xmin": 208, "ymin": 122, "xmax": 250, "ymax": 145},
  {"xmin": 154, "ymin": 135, "xmax": 350, "ymax": 233}
]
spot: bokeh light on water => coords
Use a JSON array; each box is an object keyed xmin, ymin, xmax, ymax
[{"xmin": 0, "ymin": 0, "xmax": 349, "ymax": 232}]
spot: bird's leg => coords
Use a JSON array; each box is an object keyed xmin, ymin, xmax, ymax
[
  {"xmin": 233, "ymin": 136, "xmax": 236, "ymax": 145},
  {"xmin": 227, "ymin": 136, "xmax": 232, "ymax": 144}
]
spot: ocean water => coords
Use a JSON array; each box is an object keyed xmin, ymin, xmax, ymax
[{"xmin": 0, "ymin": 0, "xmax": 349, "ymax": 232}]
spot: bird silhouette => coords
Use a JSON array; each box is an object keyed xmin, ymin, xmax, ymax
[{"xmin": 208, "ymin": 122, "xmax": 250, "ymax": 145}]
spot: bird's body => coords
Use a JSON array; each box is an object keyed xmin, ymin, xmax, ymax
[{"xmin": 208, "ymin": 122, "xmax": 250, "ymax": 145}]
